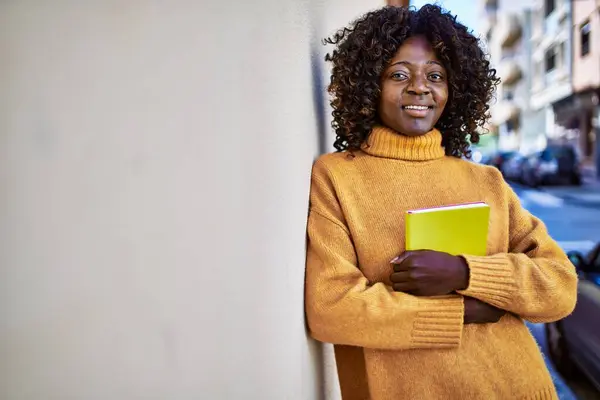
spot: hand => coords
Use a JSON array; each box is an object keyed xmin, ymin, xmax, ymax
[
  {"xmin": 390, "ymin": 250, "xmax": 469, "ymax": 296},
  {"xmin": 463, "ymin": 297, "xmax": 506, "ymax": 324}
]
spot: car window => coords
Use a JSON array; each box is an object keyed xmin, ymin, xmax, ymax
[
  {"xmin": 501, "ymin": 151, "xmax": 516, "ymax": 160},
  {"xmin": 547, "ymin": 146, "xmax": 576, "ymax": 160},
  {"xmin": 540, "ymin": 149, "xmax": 553, "ymax": 161}
]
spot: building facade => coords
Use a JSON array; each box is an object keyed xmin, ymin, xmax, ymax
[
  {"xmin": 480, "ymin": 0, "xmax": 535, "ymax": 152},
  {"xmin": 482, "ymin": 0, "xmax": 585, "ymax": 157},
  {"xmin": 520, "ymin": 8, "xmax": 549, "ymax": 154},
  {"xmin": 554, "ymin": 0, "xmax": 600, "ymax": 177},
  {"xmin": 529, "ymin": 0, "xmax": 573, "ymax": 154},
  {"xmin": 530, "ymin": 0, "xmax": 573, "ymax": 114}
]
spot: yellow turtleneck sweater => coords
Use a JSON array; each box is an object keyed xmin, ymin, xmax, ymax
[{"xmin": 305, "ymin": 126, "xmax": 578, "ymax": 400}]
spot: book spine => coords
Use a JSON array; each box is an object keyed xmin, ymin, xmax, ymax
[{"xmin": 405, "ymin": 214, "xmax": 412, "ymax": 251}]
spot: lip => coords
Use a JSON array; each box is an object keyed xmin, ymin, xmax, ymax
[{"xmin": 401, "ymin": 105, "xmax": 434, "ymax": 118}]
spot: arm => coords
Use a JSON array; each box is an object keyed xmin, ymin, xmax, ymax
[
  {"xmin": 457, "ymin": 182, "xmax": 578, "ymax": 323},
  {"xmin": 305, "ymin": 160, "xmax": 464, "ymax": 350}
]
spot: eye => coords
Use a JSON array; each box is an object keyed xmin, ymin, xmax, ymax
[
  {"xmin": 391, "ymin": 71, "xmax": 408, "ymax": 80},
  {"xmin": 428, "ymin": 72, "xmax": 444, "ymax": 82}
]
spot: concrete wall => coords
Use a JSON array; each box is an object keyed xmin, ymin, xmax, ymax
[
  {"xmin": 572, "ymin": 0, "xmax": 600, "ymax": 92},
  {"xmin": 0, "ymin": 1, "xmax": 380, "ymax": 399}
]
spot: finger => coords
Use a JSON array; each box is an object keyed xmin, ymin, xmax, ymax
[
  {"xmin": 393, "ymin": 263, "xmax": 410, "ymax": 272},
  {"xmin": 390, "ymin": 271, "xmax": 411, "ymax": 283},
  {"xmin": 392, "ymin": 255, "xmax": 413, "ymax": 272},
  {"xmin": 390, "ymin": 251, "xmax": 413, "ymax": 265},
  {"xmin": 392, "ymin": 282, "xmax": 416, "ymax": 292}
]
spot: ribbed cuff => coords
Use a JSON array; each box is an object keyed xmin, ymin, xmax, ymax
[
  {"xmin": 457, "ymin": 254, "xmax": 517, "ymax": 309},
  {"xmin": 409, "ymin": 296, "xmax": 464, "ymax": 349}
]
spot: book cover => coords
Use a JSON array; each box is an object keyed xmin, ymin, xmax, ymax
[{"xmin": 405, "ymin": 202, "xmax": 490, "ymax": 256}]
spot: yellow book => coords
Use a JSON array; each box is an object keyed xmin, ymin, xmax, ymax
[{"xmin": 405, "ymin": 202, "xmax": 490, "ymax": 256}]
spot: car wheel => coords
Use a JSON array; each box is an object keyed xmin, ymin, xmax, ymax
[
  {"xmin": 545, "ymin": 322, "xmax": 575, "ymax": 378},
  {"xmin": 571, "ymin": 173, "xmax": 582, "ymax": 186}
]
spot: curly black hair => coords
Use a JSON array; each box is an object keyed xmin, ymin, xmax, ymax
[{"xmin": 324, "ymin": 4, "xmax": 499, "ymax": 158}]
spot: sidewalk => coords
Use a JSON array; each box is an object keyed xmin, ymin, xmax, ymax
[{"xmin": 541, "ymin": 175, "xmax": 600, "ymax": 208}]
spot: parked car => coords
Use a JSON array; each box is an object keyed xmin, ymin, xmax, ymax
[
  {"xmin": 546, "ymin": 242, "xmax": 600, "ymax": 390},
  {"xmin": 521, "ymin": 145, "xmax": 582, "ymax": 187},
  {"xmin": 488, "ymin": 151, "xmax": 517, "ymax": 171},
  {"xmin": 500, "ymin": 153, "xmax": 527, "ymax": 182}
]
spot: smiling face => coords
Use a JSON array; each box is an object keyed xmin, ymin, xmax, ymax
[{"xmin": 379, "ymin": 35, "xmax": 449, "ymax": 137}]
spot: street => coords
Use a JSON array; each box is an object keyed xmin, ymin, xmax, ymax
[
  {"xmin": 512, "ymin": 182, "xmax": 600, "ymax": 400},
  {"xmin": 515, "ymin": 185, "xmax": 600, "ymax": 243}
]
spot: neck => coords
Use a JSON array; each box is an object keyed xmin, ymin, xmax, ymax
[{"xmin": 361, "ymin": 125, "xmax": 446, "ymax": 161}]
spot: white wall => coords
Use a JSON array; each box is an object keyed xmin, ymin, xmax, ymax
[
  {"xmin": 0, "ymin": 0, "xmax": 383, "ymax": 399},
  {"xmin": 0, "ymin": 1, "xmax": 316, "ymax": 399}
]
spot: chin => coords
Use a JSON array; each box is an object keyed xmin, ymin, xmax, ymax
[
  {"xmin": 383, "ymin": 116, "xmax": 437, "ymax": 137},
  {"xmin": 399, "ymin": 123, "xmax": 434, "ymax": 137}
]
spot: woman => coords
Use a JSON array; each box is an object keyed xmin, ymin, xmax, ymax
[{"xmin": 305, "ymin": 5, "xmax": 577, "ymax": 400}]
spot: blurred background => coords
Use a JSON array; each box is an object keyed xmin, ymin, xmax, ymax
[
  {"xmin": 474, "ymin": 1, "xmax": 600, "ymax": 399},
  {"xmin": 0, "ymin": 0, "xmax": 599, "ymax": 399}
]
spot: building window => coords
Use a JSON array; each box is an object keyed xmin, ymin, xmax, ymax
[
  {"xmin": 506, "ymin": 120, "xmax": 515, "ymax": 133},
  {"xmin": 545, "ymin": 0, "xmax": 555, "ymax": 16},
  {"xmin": 504, "ymin": 90, "xmax": 514, "ymax": 101},
  {"xmin": 581, "ymin": 21, "xmax": 591, "ymax": 57},
  {"xmin": 545, "ymin": 47, "xmax": 556, "ymax": 71},
  {"xmin": 485, "ymin": 0, "xmax": 498, "ymax": 11}
]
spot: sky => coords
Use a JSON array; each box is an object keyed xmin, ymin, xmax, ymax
[{"xmin": 410, "ymin": 0, "xmax": 480, "ymax": 37}]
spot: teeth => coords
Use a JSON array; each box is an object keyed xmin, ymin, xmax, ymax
[{"xmin": 404, "ymin": 105, "xmax": 429, "ymax": 110}]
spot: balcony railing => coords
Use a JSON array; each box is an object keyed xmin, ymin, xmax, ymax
[
  {"xmin": 499, "ymin": 60, "xmax": 522, "ymax": 86},
  {"xmin": 498, "ymin": 14, "xmax": 522, "ymax": 48},
  {"xmin": 491, "ymin": 101, "xmax": 520, "ymax": 126}
]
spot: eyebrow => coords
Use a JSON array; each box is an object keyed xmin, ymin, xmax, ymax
[{"xmin": 390, "ymin": 60, "xmax": 444, "ymax": 67}]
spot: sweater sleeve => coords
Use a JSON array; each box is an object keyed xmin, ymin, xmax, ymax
[
  {"xmin": 457, "ymin": 182, "xmax": 578, "ymax": 323},
  {"xmin": 305, "ymin": 159, "xmax": 464, "ymax": 350}
]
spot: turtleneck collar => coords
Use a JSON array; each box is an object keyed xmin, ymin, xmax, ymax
[{"xmin": 361, "ymin": 125, "xmax": 446, "ymax": 161}]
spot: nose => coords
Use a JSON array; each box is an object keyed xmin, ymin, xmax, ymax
[{"xmin": 407, "ymin": 75, "xmax": 430, "ymax": 96}]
